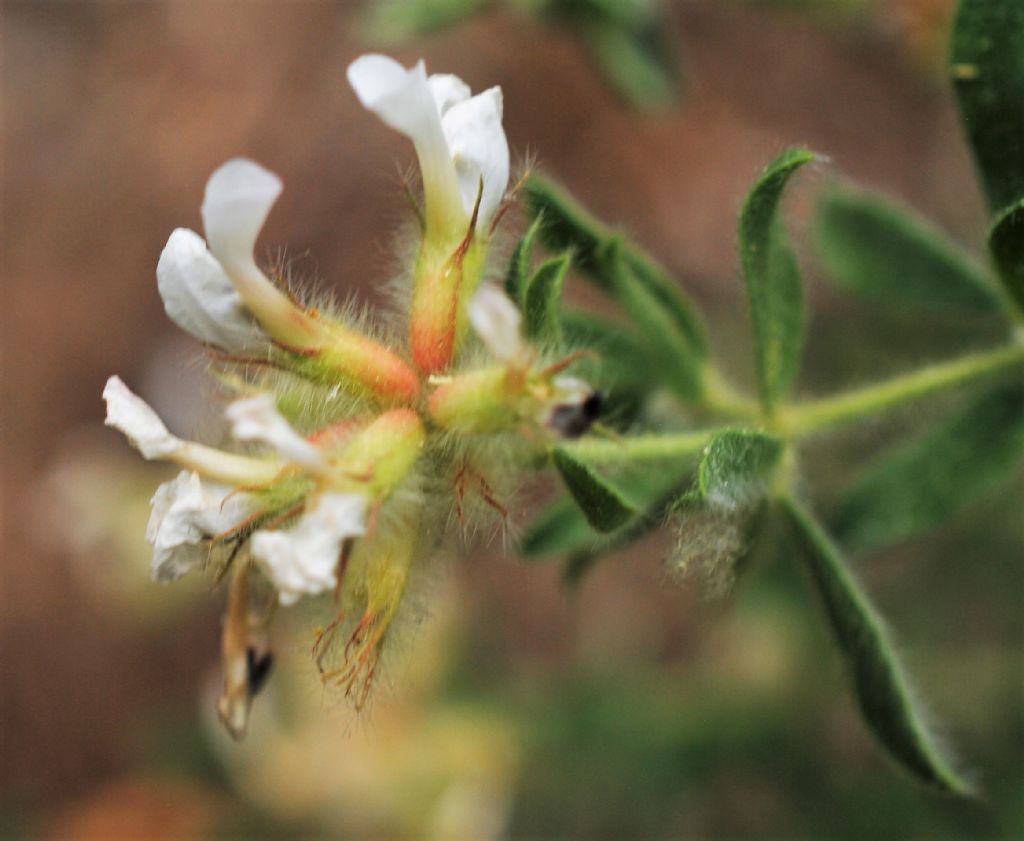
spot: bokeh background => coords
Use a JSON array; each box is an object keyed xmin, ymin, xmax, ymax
[{"xmin": 3, "ymin": 1, "xmax": 1022, "ymax": 838}]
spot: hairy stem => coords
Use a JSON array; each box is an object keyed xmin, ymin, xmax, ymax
[
  {"xmin": 782, "ymin": 343, "xmax": 1024, "ymax": 435},
  {"xmin": 561, "ymin": 430, "xmax": 712, "ymax": 464}
]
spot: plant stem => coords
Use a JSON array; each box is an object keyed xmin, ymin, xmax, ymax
[
  {"xmin": 561, "ymin": 430, "xmax": 712, "ymax": 463},
  {"xmin": 782, "ymin": 343, "xmax": 1024, "ymax": 436}
]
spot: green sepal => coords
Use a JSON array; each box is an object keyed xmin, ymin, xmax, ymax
[
  {"xmin": 950, "ymin": 0, "xmax": 1024, "ymax": 215},
  {"xmin": 739, "ymin": 148, "xmax": 816, "ymax": 413},
  {"xmin": 697, "ymin": 429, "xmax": 786, "ymax": 509},
  {"xmin": 524, "ymin": 250, "xmax": 573, "ymax": 343},
  {"xmin": 552, "ymin": 447, "xmax": 637, "ymax": 532},
  {"xmin": 781, "ymin": 497, "xmax": 974, "ymax": 796},
  {"xmin": 814, "ymin": 184, "xmax": 1000, "ymax": 313},
  {"xmin": 505, "ymin": 213, "xmax": 545, "ymax": 306},
  {"xmin": 988, "ymin": 197, "xmax": 1024, "ymax": 316},
  {"xmin": 834, "ymin": 380, "xmax": 1024, "ymax": 552},
  {"xmin": 602, "ymin": 241, "xmax": 704, "ymax": 400}
]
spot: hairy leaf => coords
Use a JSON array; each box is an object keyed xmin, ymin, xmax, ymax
[
  {"xmin": 505, "ymin": 213, "xmax": 544, "ymax": 306},
  {"xmin": 603, "ymin": 243, "xmax": 704, "ymax": 400},
  {"xmin": 782, "ymin": 498, "xmax": 973, "ymax": 795},
  {"xmin": 523, "ymin": 174, "xmax": 706, "ymax": 358},
  {"xmin": 814, "ymin": 184, "xmax": 1000, "ymax": 313},
  {"xmin": 524, "ymin": 251, "xmax": 573, "ymax": 343},
  {"xmin": 989, "ymin": 198, "xmax": 1024, "ymax": 315},
  {"xmin": 950, "ymin": 0, "xmax": 1024, "ymax": 214},
  {"xmin": 739, "ymin": 148, "xmax": 817, "ymax": 412},
  {"xmin": 552, "ymin": 447, "xmax": 637, "ymax": 532},
  {"xmin": 697, "ymin": 429, "xmax": 785, "ymax": 508},
  {"xmin": 834, "ymin": 380, "xmax": 1024, "ymax": 552}
]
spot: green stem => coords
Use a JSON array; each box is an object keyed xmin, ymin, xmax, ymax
[
  {"xmin": 782, "ymin": 343, "xmax": 1024, "ymax": 436},
  {"xmin": 561, "ymin": 430, "xmax": 712, "ymax": 464},
  {"xmin": 701, "ymin": 365, "xmax": 760, "ymax": 421}
]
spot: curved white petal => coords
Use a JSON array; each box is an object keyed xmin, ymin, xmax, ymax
[
  {"xmin": 147, "ymin": 470, "xmax": 253, "ymax": 582},
  {"xmin": 348, "ymin": 54, "xmax": 463, "ymax": 228},
  {"xmin": 201, "ymin": 159, "xmax": 282, "ymax": 274},
  {"xmin": 428, "ymin": 73, "xmax": 470, "ymax": 115},
  {"xmin": 226, "ymin": 394, "xmax": 324, "ymax": 470},
  {"xmin": 250, "ymin": 493, "xmax": 368, "ymax": 605},
  {"xmin": 468, "ymin": 285, "xmax": 523, "ymax": 362},
  {"xmin": 103, "ymin": 376, "xmax": 181, "ymax": 459},
  {"xmin": 441, "ymin": 86, "xmax": 509, "ymax": 225},
  {"xmin": 157, "ymin": 228, "xmax": 270, "ymax": 353}
]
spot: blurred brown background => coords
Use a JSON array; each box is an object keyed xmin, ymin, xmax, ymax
[{"xmin": 3, "ymin": 1, "xmax": 1019, "ymax": 839}]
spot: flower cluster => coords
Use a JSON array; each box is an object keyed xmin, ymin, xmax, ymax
[{"xmin": 104, "ymin": 55, "xmax": 596, "ymax": 738}]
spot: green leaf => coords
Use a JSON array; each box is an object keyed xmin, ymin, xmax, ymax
[
  {"xmin": 834, "ymin": 380, "xmax": 1024, "ymax": 552},
  {"xmin": 739, "ymin": 148, "xmax": 816, "ymax": 413},
  {"xmin": 581, "ymin": 17, "xmax": 678, "ymax": 109},
  {"xmin": 781, "ymin": 497, "xmax": 974, "ymax": 795},
  {"xmin": 519, "ymin": 496, "xmax": 599, "ymax": 558},
  {"xmin": 523, "ymin": 174, "xmax": 607, "ymax": 277},
  {"xmin": 989, "ymin": 197, "xmax": 1024, "ymax": 316},
  {"xmin": 522, "ymin": 453, "xmax": 697, "ymax": 559},
  {"xmin": 363, "ymin": 0, "xmax": 492, "ymax": 39},
  {"xmin": 602, "ymin": 242, "xmax": 704, "ymax": 400},
  {"xmin": 697, "ymin": 429, "xmax": 785, "ymax": 508},
  {"xmin": 524, "ymin": 251, "xmax": 573, "ymax": 343},
  {"xmin": 814, "ymin": 184, "xmax": 1000, "ymax": 313},
  {"xmin": 552, "ymin": 447, "xmax": 637, "ymax": 532},
  {"xmin": 505, "ymin": 214, "xmax": 544, "ymax": 306},
  {"xmin": 950, "ymin": 0, "xmax": 1024, "ymax": 215},
  {"xmin": 523, "ymin": 173, "xmax": 707, "ymax": 357}
]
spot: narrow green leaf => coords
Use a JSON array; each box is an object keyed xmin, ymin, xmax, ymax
[
  {"xmin": 834, "ymin": 380, "xmax": 1024, "ymax": 552},
  {"xmin": 581, "ymin": 17, "xmax": 678, "ymax": 109},
  {"xmin": 781, "ymin": 497, "xmax": 973, "ymax": 795},
  {"xmin": 522, "ymin": 453, "xmax": 697, "ymax": 559},
  {"xmin": 950, "ymin": 0, "xmax": 1024, "ymax": 215},
  {"xmin": 523, "ymin": 173, "xmax": 707, "ymax": 357},
  {"xmin": 989, "ymin": 197, "xmax": 1024, "ymax": 315},
  {"xmin": 523, "ymin": 175, "xmax": 607, "ymax": 277},
  {"xmin": 603, "ymin": 243, "xmax": 704, "ymax": 399},
  {"xmin": 363, "ymin": 0, "xmax": 491, "ymax": 39},
  {"xmin": 505, "ymin": 214, "xmax": 544, "ymax": 306},
  {"xmin": 519, "ymin": 496, "xmax": 599, "ymax": 558},
  {"xmin": 739, "ymin": 148, "xmax": 816, "ymax": 412},
  {"xmin": 814, "ymin": 184, "xmax": 1000, "ymax": 313},
  {"xmin": 697, "ymin": 429, "xmax": 785, "ymax": 508},
  {"xmin": 552, "ymin": 447, "xmax": 637, "ymax": 532},
  {"xmin": 524, "ymin": 251, "xmax": 573, "ymax": 343}
]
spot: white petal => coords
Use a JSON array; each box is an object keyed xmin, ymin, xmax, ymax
[
  {"xmin": 103, "ymin": 376, "xmax": 181, "ymax": 459},
  {"xmin": 225, "ymin": 394, "xmax": 324, "ymax": 470},
  {"xmin": 468, "ymin": 285, "xmax": 523, "ymax": 361},
  {"xmin": 250, "ymin": 493, "xmax": 368, "ymax": 605},
  {"xmin": 157, "ymin": 228, "xmax": 270, "ymax": 353},
  {"xmin": 552, "ymin": 376, "xmax": 591, "ymax": 405},
  {"xmin": 428, "ymin": 73, "xmax": 470, "ymax": 115},
  {"xmin": 201, "ymin": 159, "xmax": 282, "ymax": 273},
  {"xmin": 147, "ymin": 471, "xmax": 253, "ymax": 582},
  {"xmin": 441, "ymin": 86, "xmax": 509, "ymax": 225},
  {"xmin": 348, "ymin": 54, "xmax": 463, "ymax": 225}
]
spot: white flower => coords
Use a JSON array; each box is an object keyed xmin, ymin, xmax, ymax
[
  {"xmin": 148, "ymin": 470, "xmax": 254, "ymax": 582},
  {"xmin": 468, "ymin": 284, "xmax": 525, "ymax": 362},
  {"xmin": 225, "ymin": 394, "xmax": 325, "ymax": 472},
  {"xmin": 201, "ymin": 158, "xmax": 282, "ymax": 276},
  {"xmin": 347, "ymin": 54, "xmax": 510, "ymax": 231},
  {"xmin": 157, "ymin": 228, "xmax": 270, "ymax": 353},
  {"xmin": 250, "ymin": 493, "xmax": 368, "ymax": 605},
  {"xmin": 103, "ymin": 375, "xmax": 181, "ymax": 459}
]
